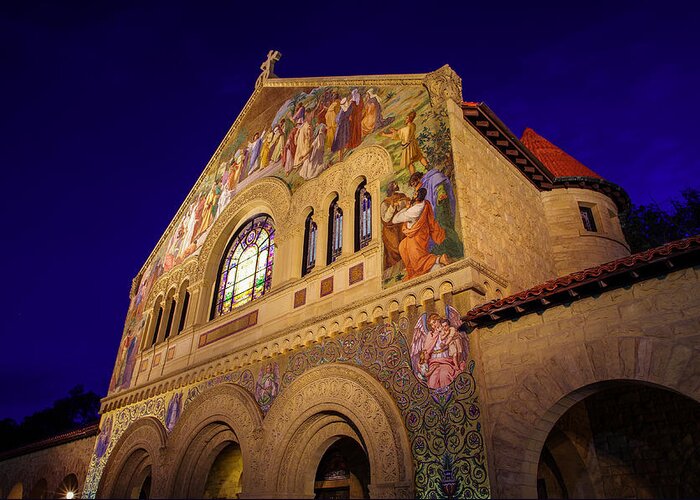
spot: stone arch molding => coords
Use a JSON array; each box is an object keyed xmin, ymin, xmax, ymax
[
  {"xmin": 164, "ymin": 382, "xmax": 264, "ymax": 498},
  {"xmin": 489, "ymin": 336, "xmax": 700, "ymax": 499},
  {"xmin": 96, "ymin": 417, "xmax": 167, "ymax": 499},
  {"xmin": 257, "ymin": 363, "xmax": 414, "ymax": 498},
  {"xmin": 196, "ymin": 176, "xmax": 292, "ymax": 283}
]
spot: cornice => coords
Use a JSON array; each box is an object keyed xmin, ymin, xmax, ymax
[
  {"xmin": 101, "ymin": 257, "xmax": 509, "ymax": 412},
  {"xmin": 262, "ymin": 74, "xmax": 426, "ymax": 88}
]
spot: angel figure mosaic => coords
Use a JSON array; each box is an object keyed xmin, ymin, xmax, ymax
[{"xmin": 410, "ymin": 305, "xmax": 469, "ymax": 390}]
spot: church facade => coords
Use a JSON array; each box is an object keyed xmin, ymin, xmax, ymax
[{"xmin": 3, "ymin": 62, "xmax": 699, "ymax": 499}]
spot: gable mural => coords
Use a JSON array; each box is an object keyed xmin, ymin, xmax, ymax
[{"xmin": 109, "ymin": 82, "xmax": 464, "ymax": 394}]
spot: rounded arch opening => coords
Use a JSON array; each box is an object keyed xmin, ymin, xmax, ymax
[
  {"xmin": 537, "ymin": 380, "xmax": 700, "ymax": 499},
  {"xmin": 314, "ymin": 436, "xmax": 370, "ymax": 499},
  {"xmin": 489, "ymin": 337, "xmax": 700, "ymax": 498},
  {"xmin": 210, "ymin": 213, "xmax": 275, "ymax": 319},
  {"xmin": 262, "ymin": 364, "xmax": 414, "ymax": 498},
  {"xmin": 165, "ymin": 383, "xmax": 263, "ymax": 498},
  {"xmin": 56, "ymin": 473, "xmax": 80, "ymax": 500},
  {"xmin": 96, "ymin": 417, "xmax": 166, "ymax": 500},
  {"xmin": 202, "ymin": 441, "xmax": 244, "ymax": 499}
]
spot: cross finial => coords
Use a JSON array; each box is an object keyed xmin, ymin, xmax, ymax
[{"xmin": 256, "ymin": 50, "xmax": 282, "ymax": 88}]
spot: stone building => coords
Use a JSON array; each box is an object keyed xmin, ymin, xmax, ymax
[{"xmin": 2, "ymin": 61, "xmax": 699, "ymax": 499}]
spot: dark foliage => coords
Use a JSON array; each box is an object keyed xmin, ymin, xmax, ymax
[
  {"xmin": 621, "ymin": 189, "xmax": 700, "ymax": 253},
  {"xmin": 0, "ymin": 385, "xmax": 100, "ymax": 453}
]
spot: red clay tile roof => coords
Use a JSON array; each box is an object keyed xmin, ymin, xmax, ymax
[
  {"xmin": 521, "ymin": 127, "xmax": 603, "ymax": 180},
  {"xmin": 463, "ymin": 235, "xmax": 700, "ymax": 326}
]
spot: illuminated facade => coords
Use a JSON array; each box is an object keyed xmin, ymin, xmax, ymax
[{"xmin": 2, "ymin": 60, "xmax": 699, "ymax": 499}]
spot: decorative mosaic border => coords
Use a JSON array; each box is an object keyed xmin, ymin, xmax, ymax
[{"xmin": 84, "ymin": 320, "xmax": 490, "ymax": 499}]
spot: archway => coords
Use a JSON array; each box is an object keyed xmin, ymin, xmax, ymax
[
  {"xmin": 261, "ymin": 364, "xmax": 414, "ymax": 498},
  {"xmin": 96, "ymin": 417, "xmax": 166, "ymax": 499},
  {"xmin": 488, "ymin": 337, "xmax": 700, "ymax": 498},
  {"xmin": 314, "ymin": 436, "xmax": 370, "ymax": 499},
  {"xmin": 537, "ymin": 382, "xmax": 700, "ymax": 499},
  {"xmin": 202, "ymin": 442, "xmax": 244, "ymax": 498},
  {"xmin": 165, "ymin": 383, "xmax": 263, "ymax": 498}
]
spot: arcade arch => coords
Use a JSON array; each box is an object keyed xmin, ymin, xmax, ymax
[
  {"xmin": 488, "ymin": 336, "xmax": 700, "ymax": 498},
  {"xmin": 260, "ymin": 363, "xmax": 414, "ymax": 498},
  {"xmin": 96, "ymin": 417, "xmax": 166, "ymax": 499},
  {"xmin": 165, "ymin": 383, "xmax": 263, "ymax": 498}
]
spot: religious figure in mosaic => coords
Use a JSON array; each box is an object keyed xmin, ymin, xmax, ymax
[
  {"xmin": 391, "ymin": 188, "xmax": 450, "ymax": 280},
  {"xmin": 255, "ymin": 363, "xmax": 279, "ymax": 411},
  {"xmin": 165, "ymin": 392, "xmax": 182, "ymax": 432},
  {"xmin": 411, "ymin": 305, "xmax": 468, "ymax": 389},
  {"xmin": 94, "ymin": 416, "xmax": 113, "ymax": 460}
]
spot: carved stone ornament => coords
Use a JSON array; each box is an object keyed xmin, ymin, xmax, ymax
[{"xmin": 422, "ymin": 64, "xmax": 463, "ymax": 108}]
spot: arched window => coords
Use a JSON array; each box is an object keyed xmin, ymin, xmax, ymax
[
  {"xmin": 212, "ymin": 214, "xmax": 275, "ymax": 318},
  {"xmin": 302, "ymin": 211, "xmax": 317, "ymax": 276},
  {"xmin": 354, "ymin": 181, "xmax": 372, "ymax": 250},
  {"xmin": 177, "ymin": 290, "xmax": 190, "ymax": 334},
  {"xmin": 164, "ymin": 297, "xmax": 176, "ymax": 340},
  {"xmin": 150, "ymin": 304, "xmax": 163, "ymax": 347},
  {"xmin": 327, "ymin": 197, "xmax": 343, "ymax": 264}
]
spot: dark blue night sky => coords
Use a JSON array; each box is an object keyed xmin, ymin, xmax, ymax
[{"xmin": 1, "ymin": 1, "xmax": 698, "ymax": 421}]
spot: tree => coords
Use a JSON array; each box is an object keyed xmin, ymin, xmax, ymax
[
  {"xmin": 0, "ymin": 385, "xmax": 100, "ymax": 452},
  {"xmin": 621, "ymin": 189, "xmax": 700, "ymax": 253}
]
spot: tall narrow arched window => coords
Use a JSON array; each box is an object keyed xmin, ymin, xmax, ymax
[
  {"xmin": 164, "ymin": 297, "xmax": 176, "ymax": 340},
  {"xmin": 177, "ymin": 290, "xmax": 190, "ymax": 334},
  {"xmin": 327, "ymin": 197, "xmax": 343, "ymax": 264},
  {"xmin": 354, "ymin": 181, "xmax": 372, "ymax": 251},
  {"xmin": 151, "ymin": 304, "xmax": 163, "ymax": 347},
  {"xmin": 302, "ymin": 211, "xmax": 317, "ymax": 276},
  {"xmin": 212, "ymin": 214, "xmax": 275, "ymax": 318}
]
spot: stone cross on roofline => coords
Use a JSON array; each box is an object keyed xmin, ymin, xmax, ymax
[{"xmin": 256, "ymin": 50, "xmax": 282, "ymax": 88}]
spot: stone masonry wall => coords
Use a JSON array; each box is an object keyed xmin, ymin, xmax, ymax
[
  {"xmin": 0, "ymin": 435, "xmax": 96, "ymax": 498},
  {"xmin": 447, "ymin": 100, "xmax": 557, "ymax": 294},
  {"xmin": 541, "ymin": 187, "xmax": 629, "ymax": 276},
  {"xmin": 472, "ymin": 265, "xmax": 700, "ymax": 497}
]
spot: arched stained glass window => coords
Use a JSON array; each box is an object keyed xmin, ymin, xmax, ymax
[
  {"xmin": 327, "ymin": 198, "xmax": 343, "ymax": 264},
  {"xmin": 302, "ymin": 211, "xmax": 317, "ymax": 276},
  {"xmin": 213, "ymin": 214, "xmax": 275, "ymax": 318},
  {"xmin": 355, "ymin": 181, "xmax": 372, "ymax": 250}
]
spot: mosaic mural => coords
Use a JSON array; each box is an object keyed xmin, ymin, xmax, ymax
[
  {"xmin": 86, "ymin": 316, "xmax": 489, "ymax": 499},
  {"xmin": 410, "ymin": 306, "xmax": 469, "ymax": 390},
  {"xmin": 109, "ymin": 82, "xmax": 464, "ymax": 395}
]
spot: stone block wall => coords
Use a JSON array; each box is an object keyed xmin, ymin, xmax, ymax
[
  {"xmin": 472, "ymin": 266, "xmax": 700, "ymax": 497},
  {"xmin": 447, "ymin": 100, "xmax": 557, "ymax": 294},
  {"xmin": 0, "ymin": 433, "xmax": 96, "ymax": 499},
  {"xmin": 541, "ymin": 187, "xmax": 629, "ymax": 275}
]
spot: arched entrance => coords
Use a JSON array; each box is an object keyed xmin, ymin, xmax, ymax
[
  {"xmin": 260, "ymin": 364, "xmax": 414, "ymax": 498},
  {"xmin": 202, "ymin": 442, "xmax": 244, "ymax": 498},
  {"xmin": 165, "ymin": 383, "xmax": 263, "ymax": 498},
  {"xmin": 488, "ymin": 337, "xmax": 700, "ymax": 498},
  {"xmin": 537, "ymin": 382, "xmax": 700, "ymax": 499},
  {"xmin": 96, "ymin": 417, "xmax": 166, "ymax": 499},
  {"xmin": 314, "ymin": 436, "xmax": 370, "ymax": 499}
]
